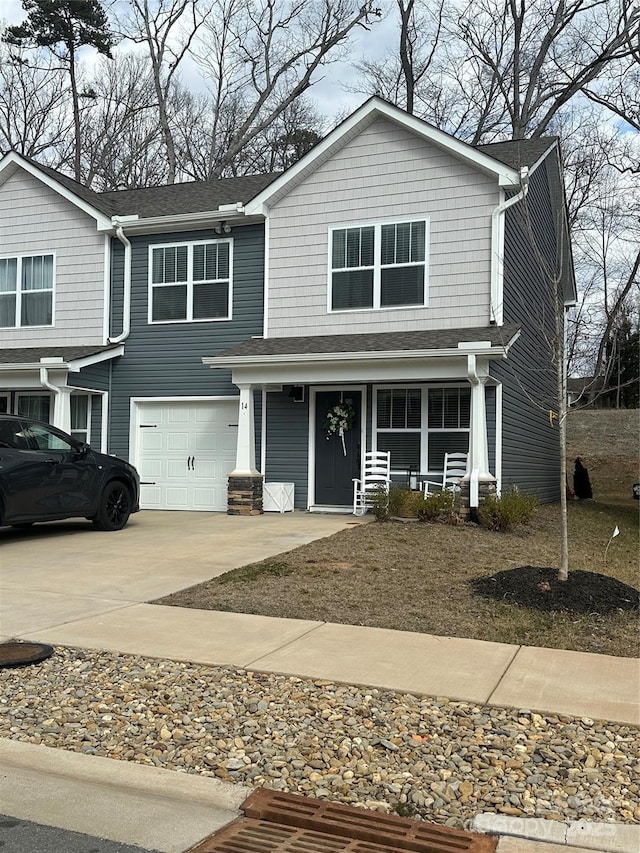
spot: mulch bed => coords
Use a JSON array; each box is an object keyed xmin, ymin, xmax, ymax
[{"xmin": 472, "ymin": 566, "xmax": 640, "ymax": 615}]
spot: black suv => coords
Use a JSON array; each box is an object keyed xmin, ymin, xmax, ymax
[{"xmin": 0, "ymin": 414, "xmax": 140, "ymax": 531}]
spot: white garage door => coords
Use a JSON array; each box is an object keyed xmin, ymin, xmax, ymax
[{"xmin": 136, "ymin": 400, "xmax": 238, "ymax": 511}]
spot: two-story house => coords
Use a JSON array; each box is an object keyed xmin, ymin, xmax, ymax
[{"xmin": 0, "ymin": 98, "xmax": 576, "ymax": 517}]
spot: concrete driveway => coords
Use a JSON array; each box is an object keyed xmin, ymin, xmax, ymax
[{"xmin": 0, "ymin": 510, "xmax": 358, "ymax": 641}]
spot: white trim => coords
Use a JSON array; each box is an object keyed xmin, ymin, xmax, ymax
[
  {"xmin": 147, "ymin": 238, "xmax": 233, "ymax": 324},
  {"xmin": 495, "ymin": 382, "xmax": 503, "ymax": 495},
  {"xmin": 327, "ymin": 218, "xmax": 429, "ymax": 313},
  {"xmin": 128, "ymin": 395, "xmax": 239, "ymax": 474},
  {"xmin": 308, "ymin": 385, "xmax": 366, "ymax": 509},
  {"xmin": 260, "ymin": 387, "xmax": 267, "ymax": 475},
  {"xmin": 0, "ymin": 152, "xmax": 112, "ymax": 230},
  {"xmin": 245, "ymin": 98, "xmax": 521, "ymax": 215},
  {"xmin": 96, "ymin": 210, "xmax": 256, "ymax": 235},
  {"xmin": 263, "ymin": 217, "xmax": 270, "ymax": 338},
  {"xmin": 102, "ymin": 235, "xmax": 110, "ymax": 343},
  {"xmin": 67, "ymin": 345, "xmax": 125, "ymax": 372}
]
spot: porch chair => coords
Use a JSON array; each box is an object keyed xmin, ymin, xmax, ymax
[
  {"xmin": 352, "ymin": 450, "xmax": 391, "ymax": 516},
  {"xmin": 422, "ymin": 452, "xmax": 468, "ymax": 497}
]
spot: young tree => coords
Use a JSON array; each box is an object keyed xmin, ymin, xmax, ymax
[{"xmin": 3, "ymin": 0, "xmax": 114, "ymax": 181}]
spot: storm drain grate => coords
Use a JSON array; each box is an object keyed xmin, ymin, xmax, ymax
[{"xmin": 189, "ymin": 789, "xmax": 497, "ymax": 853}]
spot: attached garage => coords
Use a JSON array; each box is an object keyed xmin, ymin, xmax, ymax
[{"xmin": 132, "ymin": 398, "xmax": 238, "ymax": 511}]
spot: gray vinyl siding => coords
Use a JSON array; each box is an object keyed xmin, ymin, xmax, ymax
[
  {"xmin": 108, "ymin": 224, "xmax": 264, "ymax": 459},
  {"xmin": 264, "ymin": 389, "xmax": 309, "ymax": 509},
  {"xmin": 0, "ymin": 170, "xmax": 106, "ymax": 346},
  {"xmin": 68, "ymin": 362, "xmax": 111, "ymax": 392},
  {"xmin": 266, "ymin": 117, "xmax": 499, "ymax": 338},
  {"xmin": 491, "ymin": 161, "xmax": 560, "ymax": 502}
]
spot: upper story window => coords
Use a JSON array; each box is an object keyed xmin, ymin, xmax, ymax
[
  {"xmin": 330, "ymin": 220, "xmax": 427, "ymax": 312},
  {"xmin": 0, "ymin": 253, "xmax": 54, "ymax": 328},
  {"xmin": 149, "ymin": 239, "xmax": 232, "ymax": 323}
]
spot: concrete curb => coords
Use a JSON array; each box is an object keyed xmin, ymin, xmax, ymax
[
  {"xmin": 0, "ymin": 737, "xmax": 250, "ymax": 810},
  {"xmin": 471, "ymin": 814, "xmax": 640, "ymax": 853},
  {"xmin": 0, "ymin": 738, "xmax": 248, "ymax": 853}
]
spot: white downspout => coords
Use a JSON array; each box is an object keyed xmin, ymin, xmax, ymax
[
  {"xmin": 466, "ymin": 353, "xmax": 492, "ymax": 513},
  {"xmin": 490, "ymin": 167, "xmax": 529, "ymax": 325},
  {"xmin": 39, "ymin": 364, "xmax": 71, "ymax": 433},
  {"xmin": 108, "ymin": 221, "xmax": 131, "ymax": 344}
]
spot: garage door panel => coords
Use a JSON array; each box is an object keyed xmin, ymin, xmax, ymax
[{"xmin": 137, "ymin": 400, "xmax": 239, "ymax": 511}]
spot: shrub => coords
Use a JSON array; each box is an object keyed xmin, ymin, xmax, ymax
[
  {"xmin": 370, "ymin": 484, "xmax": 391, "ymax": 521},
  {"xmin": 477, "ymin": 487, "xmax": 538, "ymax": 532},
  {"xmin": 415, "ymin": 489, "xmax": 456, "ymax": 522}
]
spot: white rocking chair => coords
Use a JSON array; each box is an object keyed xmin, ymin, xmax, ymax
[
  {"xmin": 352, "ymin": 451, "xmax": 391, "ymax": 516},
  {"xmin": 422, "ymin": 452, "xmax": 468, "ymax": 497}
]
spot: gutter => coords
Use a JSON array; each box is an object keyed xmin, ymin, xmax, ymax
[
  {"xmin": 202, "ymin": 336, "xmax": 520, "ymax": 369},
  {"xmin": 490, "ymin": 166, "xmax": 530, "ymax": 325},
  {"xmin": 108, "ymin": 221, "xmax": 131, "ymax": 344}
]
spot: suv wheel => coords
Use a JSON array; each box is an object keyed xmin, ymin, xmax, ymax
[{"xmin": 92, "ymin": 481, "xmax": 132, "ymax": 531}]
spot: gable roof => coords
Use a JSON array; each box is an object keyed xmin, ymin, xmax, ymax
[
  {"xmin": 0, "ymin": 99, "xmax": 561, "ymax": 229},
  {"xmin": 245, "ymin": 97, "xmax": 530, "ymax": 214}
]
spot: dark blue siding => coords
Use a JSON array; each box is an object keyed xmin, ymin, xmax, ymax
[
  {"xmin": 108, "ymin": 224, "xmax": 264, "ymax": 458},
  {"xmin": 264, "ymin": 388, "xmax": 309, "ymax": 509},
  {"xmin": 491, "ymin": 161, "xmax": 561, "ymax": 502}
]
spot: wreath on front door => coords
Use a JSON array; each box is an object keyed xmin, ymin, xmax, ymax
[{"xmin": 324, "ymin": 401, "xmax": 355, "ymax": 457}]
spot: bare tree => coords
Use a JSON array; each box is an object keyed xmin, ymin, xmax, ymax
[
  {"xmin": 0, "ymin": 44, "xmax": 71, "ymax": 162},
  {"xmin": 192, "ymin": 0, "xmax": 382, "ymax": 178},
  {"xmin": 80, "ymin": 53, "xmax": 170, "ymax": 189},
  {"xmin": 115, "ymin": 0, "xmax": 211, "ymax": 183}
]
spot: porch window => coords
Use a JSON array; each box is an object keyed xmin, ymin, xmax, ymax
[
  {"xmin": 427, "ymin": 388, "xmax": 470, "ymax": 471},
  {"xmin": 149, "ymin": 239, "xmax": 232, "ymax": 323},
  {"xmin": 374, "ymin": 386, "xmax": 470, "ymax": 475},
  {"xmin": 16, "ymin": 393, "xmax": 51, "ymax": 422},
  {"xmin": 0, "ymin": 254, "xmax": 54, "ymax": 328},
  {"xmin": 376, "ymin": 388, "xmax": 421, "ymax": 470},
  {"xmin": 70, "ymin": 394, "xmax": 90, "ymax": 443},
  {"xmin": 330, "ymin": 220, "xmax": 427, "ymax": 311}
]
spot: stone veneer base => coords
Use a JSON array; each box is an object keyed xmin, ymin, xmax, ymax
[{"xmin": 227, "ymin": 475, "xmax": 263, "ymax": 516}]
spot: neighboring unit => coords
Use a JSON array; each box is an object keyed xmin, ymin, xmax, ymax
[{"xmin": 0, "ymin": 97, "xmax": 576, "ymax": 517}]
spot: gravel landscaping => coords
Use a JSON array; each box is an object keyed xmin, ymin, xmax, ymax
[{"xmin": 1, "ymin": 646, "xmax": 638, "ymax": 829}]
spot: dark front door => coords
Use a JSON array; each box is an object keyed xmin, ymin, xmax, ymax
[{"xmin": 314, "ymin": 390, "xmax": 362, "ymax": 506}]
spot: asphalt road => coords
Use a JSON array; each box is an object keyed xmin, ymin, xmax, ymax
[{"xmin": 0, "ymin": 815, "xmax": 161, "ymax": 853}]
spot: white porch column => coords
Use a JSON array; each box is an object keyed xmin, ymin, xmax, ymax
[
  {"xmin": 52, "ymin": 387, "xmax": 72, "ymax": 435},
  {"xmin": 463, "ymin": 353, "xmax": 496, "ymax": 512},
  {"xmin": 231, "ymin": 383, "xmax": 259, "ymax": 476},
  {"xmin": 39, "ymin": 364, "xmax": 71, "ymax": 434}
]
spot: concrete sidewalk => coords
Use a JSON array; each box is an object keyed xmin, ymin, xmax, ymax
[{"xmin": 18, "ymin": 604, "xmax": 640, "ymax": 726}]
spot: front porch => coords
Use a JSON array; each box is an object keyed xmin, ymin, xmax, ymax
[{"xmin": 201, "ymin": 326, "xmax": 520, "ymax": 516}]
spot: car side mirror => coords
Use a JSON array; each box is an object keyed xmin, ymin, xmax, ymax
[{"xmin": 74, "ymin": 441, "xmax": 91, "ymax": 456}]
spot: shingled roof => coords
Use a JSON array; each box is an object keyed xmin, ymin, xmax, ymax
[
  {"xmin": 0, "ymin": 345, "xmax": 122, "ymax": 365},
  {"xmin": 477, "ymin": 138, "xmax": 557, "ymax": 170},
  {"xmin": 208, "ymin": 325, "xmax": 521, "ymax": 361}
]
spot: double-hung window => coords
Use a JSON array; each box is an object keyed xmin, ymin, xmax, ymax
[
  {"xmin": 0, "ymin": 254, "xmax": 54, "ymax": 328},
  {"xmin": 374, "ymin": 386, "xmax": 470, "ymax": 475},
  {"xmin": 330, "ymin": 220, "xmax": 427, "ymax": 311},
  {"xmin": 149, "ymin": 239, "xmax": 232, "ymax": 323}
]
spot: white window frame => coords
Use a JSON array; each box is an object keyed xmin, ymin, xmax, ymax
[
  {"xmin": 328, "ymin": 218, "xmax": 429, "ymax": 313},
  {"xmin": 0, "ymin": 252, "xmax": 55, "ymax": 329},
  {"xmin": 147, "ymin": 238, "xmax": 233, "ymax": 324},
  {"xmin": 373, "ymin": 384, "xmax": 470, "ymax": 477}
]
